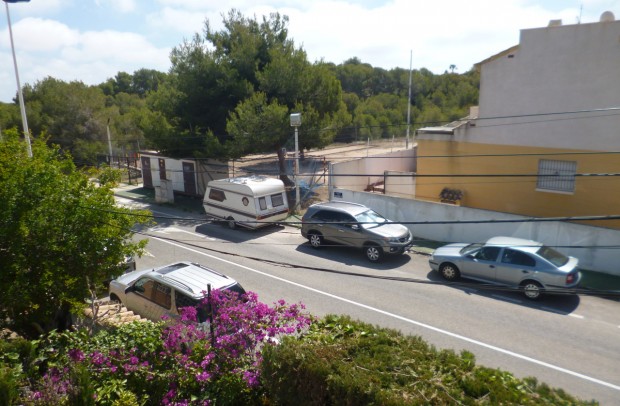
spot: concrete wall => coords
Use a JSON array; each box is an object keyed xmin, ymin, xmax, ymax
[
  {"xmin": 330, "ymin": 187, "xmax": 620, "ymax": 276},
  {"xmin": 385, "ymin": 170, "xmax": 416, "ymax": 198},
  {"xmin": 331, "ymin": 149, "xmax": 417, "ymax": 192}
]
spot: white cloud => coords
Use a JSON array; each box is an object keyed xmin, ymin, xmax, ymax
[
  {"xmin": 146, "ymin": 7, "xmax": 208, "ymax": 37},
  {"xmin": 108, "ymin": 0, "xmax": 138, "ymax": 14},
  {"xmin": 1, "ymin": 18, "xmax": 79, "ymax": 52}
]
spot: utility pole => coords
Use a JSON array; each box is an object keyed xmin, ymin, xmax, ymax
[
  {"xmin": 406, "ymin": 50, "xmax": 413, "ymax": 150},
  {"xmin": 4, "ymin": 0, "xmax": 32, "ymax": 157},
  {"xmin": 106, "ymin": 118, "xmax": 113, "ymax": 162}
]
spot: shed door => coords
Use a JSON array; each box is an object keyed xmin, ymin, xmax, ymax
[
  {"xmin": 158, "ymin": 159, "xmax": 166, "ymax": 180},
  {"xmin": 141, "ymin": 157, "xmax": 153, "ymax": 188},
  {"xmin": 182, "ymin": 162, "xmax": 196, "ymax": 196}
]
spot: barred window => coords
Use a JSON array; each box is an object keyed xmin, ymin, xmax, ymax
[{"xmin": 536, "ymin": 160, "xmax": 576, "ymax": 193}]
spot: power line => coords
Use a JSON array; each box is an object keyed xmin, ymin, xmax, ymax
[{"xmin": 87, "ymin": 204, "xmax": 620, "ymax": 231}]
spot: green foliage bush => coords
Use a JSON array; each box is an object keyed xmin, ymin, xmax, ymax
[
  {"xmin": 261, "ymin": 315, "xmax": 597, "ymax": 405},
  {"xmin": 0, "ymin": 310, "xmax": 596, "ymax": 404},
  {"xmin": 97, "ymin": 165, "xmax": 122, "ymax": 187}
]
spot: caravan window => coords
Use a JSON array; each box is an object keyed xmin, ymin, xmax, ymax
[
  {"xmin": 271, "ymin": 193, "xmax": 284, "ymax": 207},
  {"xmin": 209, "ymin": 188, "xmax": 226, "ymax": 202},
  {"xmin": 258, "ymin": 197, "xmax": 268, "ymax": 210}
]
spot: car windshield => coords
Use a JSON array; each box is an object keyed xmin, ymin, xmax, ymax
[
  {"xmin": 354, "ymin": 209, "xmax": 387, "ymax": 228},
  {"xmin": 537, "ymin": 246, "xmax": 570, "ymax": 267},
  {"xmin": 459, "ymin": 243, "xmax": 484, "ymax": 255}
]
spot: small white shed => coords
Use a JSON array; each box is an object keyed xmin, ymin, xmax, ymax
[{"xmin": 139, "ymin": 152, "xmax": 229, "ymax": 197}]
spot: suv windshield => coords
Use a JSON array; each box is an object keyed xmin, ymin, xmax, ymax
[
  {"xmin": 354, "ymin": 209, "xmax": 387, "ymax": 228},
  {"xmin": 537, "ymin": 246, "xmax": 570, "ymax": 267}
]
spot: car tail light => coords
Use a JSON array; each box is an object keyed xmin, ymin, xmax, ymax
[{"xmin": 566, "ymin": 273, "xmax": 575, "ymax": 284}]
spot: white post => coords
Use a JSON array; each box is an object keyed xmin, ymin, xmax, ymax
[
  {"xmin": 294, "ymin": 126, "xmax": 300, "ymax": 209},
  {"xmin": 5, "ymin": 1, "xmax": 32, "ymax": 157}
]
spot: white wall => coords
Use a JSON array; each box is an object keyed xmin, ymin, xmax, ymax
[
  {"xmin": 331, "ymin": 150, "xmax": 416, "ymax": 191},
  {"xmin": 384, "ymin": 170, "xmax": 416, "ymax": 198},
  {"xmin": 331, "ymin": 187, "xmax": 620, "ymax": 276}
]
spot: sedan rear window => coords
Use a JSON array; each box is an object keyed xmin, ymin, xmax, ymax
[{"xmin": 537, "ymin": 246, "xmax": 569, "ymax": 267}]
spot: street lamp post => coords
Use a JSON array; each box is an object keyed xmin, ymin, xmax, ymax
[
  {"xmin": 406, "ymin": 50, "xmax": 412, "ymax": 150},
  {"xmin": 290, "ymin": 113, "xmax": 301, "ymax": 211},
  {"xmin": 4, "ymin": 0, "xmax": 32, "ymax": 157}
]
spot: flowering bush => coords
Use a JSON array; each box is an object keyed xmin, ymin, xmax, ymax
[{"xmin": 21, "ymin": 290, "xmax": 312, "ymax": 405}]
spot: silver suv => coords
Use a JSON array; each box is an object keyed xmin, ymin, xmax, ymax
[
  {"xmin": 301, "ymin": 201, "xmax": 413, "ymax": 262},
  {"xmin": 109, "ymin": 261, "xmax": 246, "ymax": 322}
]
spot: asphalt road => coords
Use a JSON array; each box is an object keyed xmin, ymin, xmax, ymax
[{"xmin": 119, "ymin": 197, "xmax": 620, "ymax": 405}]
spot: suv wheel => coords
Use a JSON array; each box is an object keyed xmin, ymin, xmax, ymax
[
  {"xmin": 364, "ymin": 244, "xmax": 383, "ymax": 262},
  {"xmin": 308, "ymin": 232, "xmax": 323, "ymax": 248}
]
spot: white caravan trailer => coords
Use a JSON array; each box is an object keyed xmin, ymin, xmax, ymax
[{"xmin": 203, "ymin": 176, "xmax": 289, "ymax": 229}]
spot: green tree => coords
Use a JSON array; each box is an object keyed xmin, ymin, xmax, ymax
[
  {"xmin": 0, "ymin": 102, "xmax": 21, "ymax": 134},
  {"xmin": 152, "ymin": 9, "xmax": 346, "ymax": 162},
  {"xmin": 0, "ymin": 134, "xmax": 150, "ymax": 338},
  {"xmin": 100, "ymin": 69, "xmax": 166, "ymax": 98},
  {"xmin": 23, "ymin": 77, "xmax": 112, "ymax": 165}
]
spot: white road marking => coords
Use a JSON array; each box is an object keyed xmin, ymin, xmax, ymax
[
  {"xmin": 151, "ymin": 226, "xmax": 216, "ymax": 240},
  {"xmin": 152, "ymin": 237, "xmax": 620, "ymax": 392},
  {"xmin": 568, "ymin": 313, "xmax": 585, "ymax": 319}
]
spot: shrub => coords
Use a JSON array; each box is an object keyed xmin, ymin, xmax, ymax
[
  {"xmin": 261, "ymin": 314, "xmax": 596, "ymax": 405},
  {"xmin": 14, "ymin": 290, "xmax": 311, "ymax": 405}
]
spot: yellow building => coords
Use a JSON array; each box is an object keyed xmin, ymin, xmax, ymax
[{"xmin": 415, "ymin": 13, "xmax": 620, "ymax": 230}]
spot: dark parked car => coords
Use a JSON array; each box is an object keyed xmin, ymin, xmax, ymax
[
  {"xmin": 429, "ymin": 236, "xmax": 581, "ymax": 300},
  {"xmin": 301, "ymin": 201, "xmax": 413, "ymax": 262}
]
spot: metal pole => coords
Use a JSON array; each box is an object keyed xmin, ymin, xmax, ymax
[
  {"xmin": 406, "ymin": 50, "xmax": 413, "ymax": 150},
  {"xmin": 5, "ymin": 1, "xmax": 32, "ymax": 157},
  {"xmin": 106, "ymin": 118, "xmax": 113, "ymax": 160},
  {"xmin": 294, "ymin": 126, "xmax": 300, "ymax": 210}
]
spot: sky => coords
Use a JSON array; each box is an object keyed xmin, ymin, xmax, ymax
[{"xmin": 0, "ymin": 0, "xmax": 619, "ymax": 103}]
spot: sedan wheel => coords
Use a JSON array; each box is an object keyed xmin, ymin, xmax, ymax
[
  {"xmin": 439, "ymin": 263, "xmax": 460, "ymax": 281},
  {"xmin": 365, "ymin": 244, "xmax": 383, "ymax": 262},
  {"xmin": 309, "ymin": 233, "xmax": 323, "ymax": 248},
  {"xmin": 521, "ymin": 281, "xmax": 543, "ymax": 300}
]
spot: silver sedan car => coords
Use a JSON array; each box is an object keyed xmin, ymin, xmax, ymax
[{"xmin": 429, "ymin": 236, "xmax": 581, "ymax": 300}]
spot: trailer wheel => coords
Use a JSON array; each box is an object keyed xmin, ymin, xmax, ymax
[{"xmin": 226, "ymin": 217, "xmax": 237, "ymax": 230}]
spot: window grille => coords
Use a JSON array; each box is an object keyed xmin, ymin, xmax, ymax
[{"xmin": 536, "ymin": 159, "xmax": 576, "ymax": 193}]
